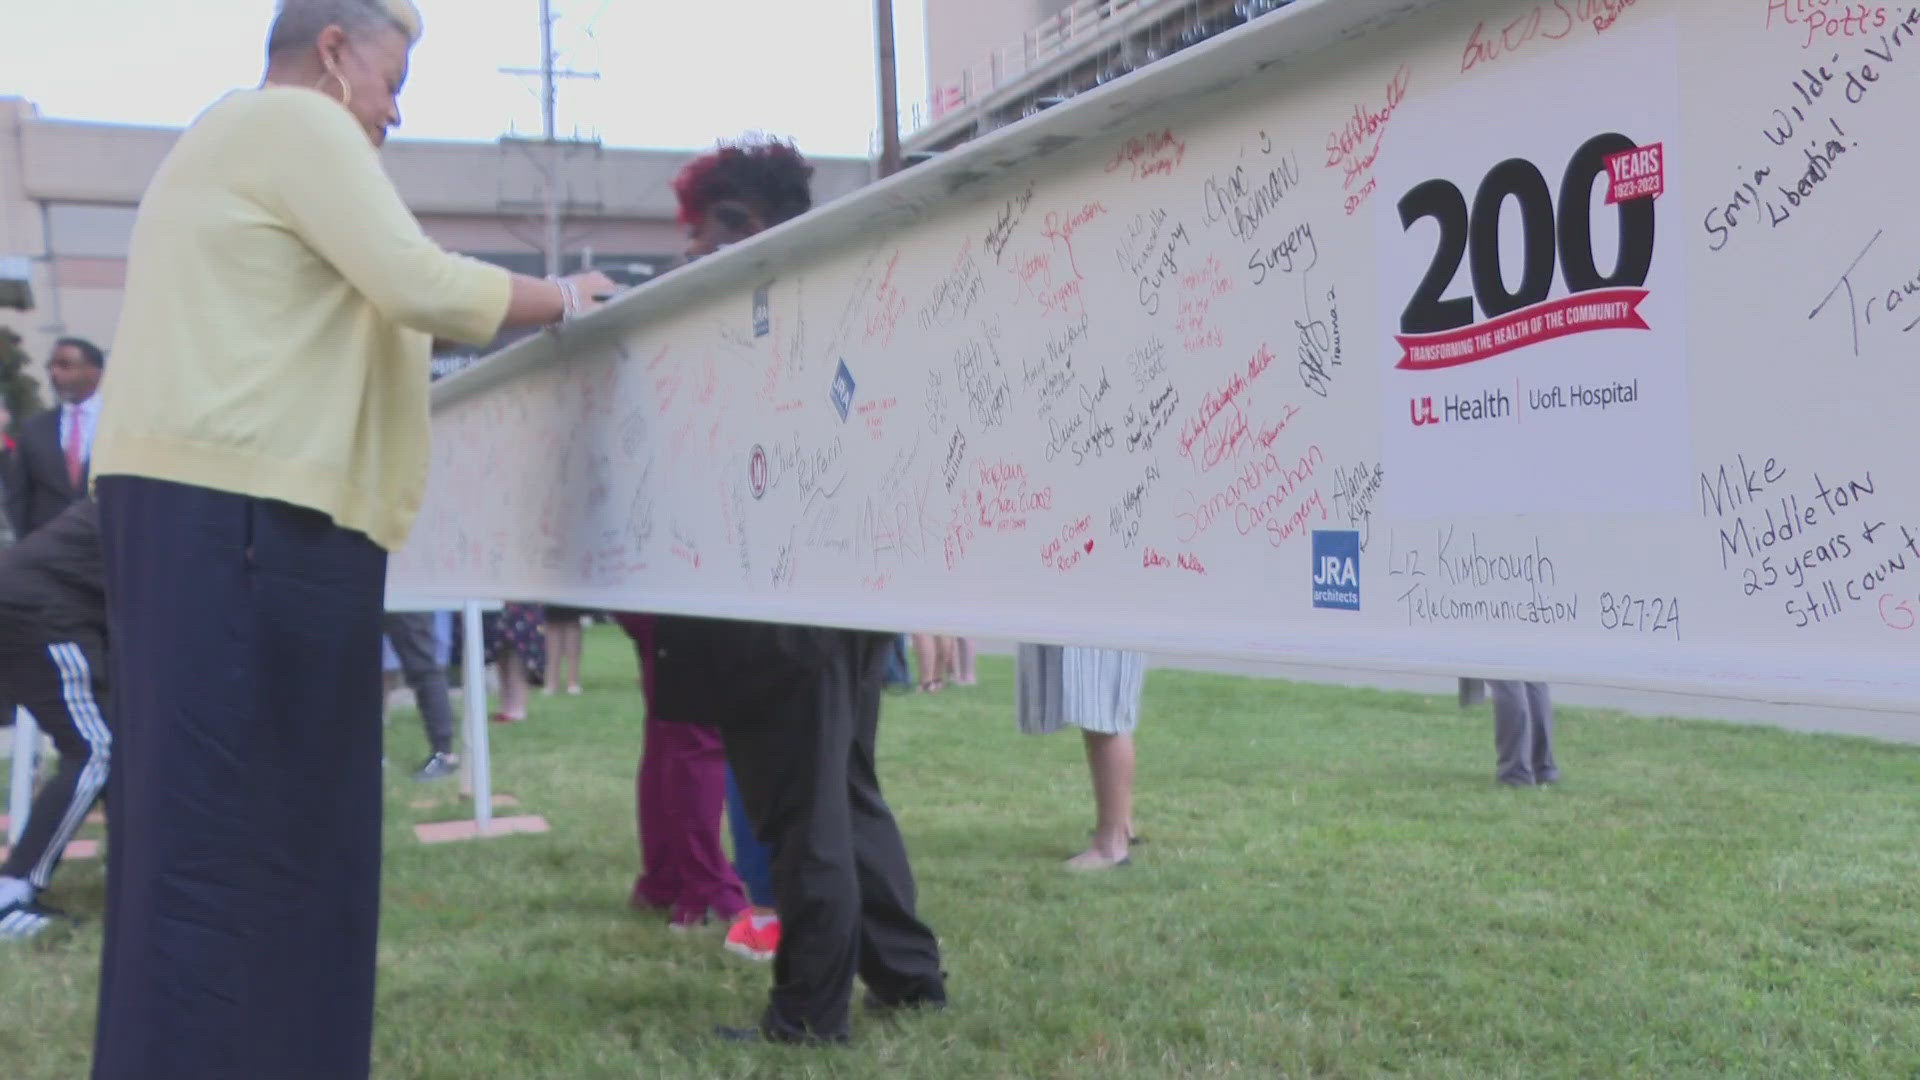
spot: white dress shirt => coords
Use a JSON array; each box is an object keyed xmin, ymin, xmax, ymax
[{"xmin": 60, "ymin": 394, "xmax": 101, "ymax": 462}]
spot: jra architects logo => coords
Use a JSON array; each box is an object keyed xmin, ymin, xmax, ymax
[
  {"xmin": 752, "ymin": 283, "xmax": 772, "ymax": 338},
  {"xmin": 1312, "ymin": 530, "xmax": 1361, "ymax": 610},
  {"xmin": 1377, "ymin": 16, "xmax": 1690, "ymax": 516},
  {"xmin": 829, "ymin": 360, "xmax": 857, "ymax": 422}
]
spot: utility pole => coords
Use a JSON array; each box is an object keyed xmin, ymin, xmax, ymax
[
  {"xmin": 537, "ymin": 0, "xmax": 559, "ymax": 275},
  {"xmin": 500, "ymin": 0, "xmax": 600, "ymax": 276},
  {"xmin": 875, "ymin": 0, "xmax": 903, "ymax": 178}
]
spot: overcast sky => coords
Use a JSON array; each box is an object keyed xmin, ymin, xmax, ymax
[{"xmin": 0, "ymin": 0, "xmax": 930, "ymax": 158}]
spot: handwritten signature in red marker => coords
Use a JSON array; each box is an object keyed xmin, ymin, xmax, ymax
[
  {"xmin": 856, "ymin": 397, "xmax": 899, "ymax": 442},
  {"xmin": 864, "ymin": 250, "xmax": 907, "ymax": 347},
  {"xmin": 1041, "ymin": 515, "xmax": 1096, "ymax": 572},
  {"xmin": 1105, "ymin": 129, "xmax": 1187, "ymax": 180},
  {"xmin": 1461, "ymin": 2, "xmax": 1639, "ymax": 73},
  {"xmin": 1177, "ymin": 343, "xmax": 1277, "ymax": 474},
  {"xmin": 1327, "ymin": 65, "xmax": 1410, "ymax": 217},
  {"xmin": 1041, "ymin": 201, "xmax": 1108, "ymax": 277}
]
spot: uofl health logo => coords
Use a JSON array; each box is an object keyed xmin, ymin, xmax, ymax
[
  {"xmin": 1311, "ymin": 530, "xmax": 1361, "ymax": 611},
  {"xmin": 1394, "ymin": 133, "xmax": 1661, "ymax": 371}
]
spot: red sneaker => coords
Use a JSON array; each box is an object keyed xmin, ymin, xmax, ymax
[{"xmin": 723, "ymin": 911, "xmax": 779, "ymax": 961}]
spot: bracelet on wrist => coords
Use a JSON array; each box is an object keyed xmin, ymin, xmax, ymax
[{"xmin": 548, "ymin": 277, "xmax": 582, "ymax": 324}]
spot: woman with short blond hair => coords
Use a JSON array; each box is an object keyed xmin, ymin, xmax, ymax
[{"xmin": 89, "ymin": 2, "xmax": 612, "ymax": 1075}]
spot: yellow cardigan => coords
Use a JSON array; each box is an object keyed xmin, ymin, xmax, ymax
[{"xmin": 93, "ymin": 86, "xmax": 511, "ymax": 551}]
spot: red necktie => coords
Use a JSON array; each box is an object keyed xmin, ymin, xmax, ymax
[{"xmin": 64, "ymin": 407, "xmax": 84, "ymax": 489}]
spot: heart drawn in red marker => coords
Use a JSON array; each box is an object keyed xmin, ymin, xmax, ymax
[{"xmin": 1083, "ymin": 540, "xmax": 1095, "ymax": 554}]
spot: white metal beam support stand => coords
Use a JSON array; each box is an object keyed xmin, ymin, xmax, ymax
[{"xmin": 461, "ymin": 600, "xmax": 494, "ymax": 834}]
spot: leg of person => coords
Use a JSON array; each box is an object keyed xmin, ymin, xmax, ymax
[
  {"xmin": 499, "ymin": 650, "xmax": 530, "ymax": 721},
  {"xmin": 1488, "ymin": 679, "xmax": 1536, "ymax": 786},
  {"xmin": 1061, "ymin": 648, "xmax": 1144, "ymax": 869},
  {"xmin": 1013, "ymin": 644, "xmax": 1063, "ymax": 740},
  {"xmin": 954, "ymin": 638, "xmax": 976, "ymax": 686},
  {"xmin": 910, "ymin": 633, "xmax": 940, "ymax": 692},
  {"xmin": 432, "ymin": 612, "xmax": 454, "ymax": 667},
  {"xmin": 653, "ymin": 719, "xmax": 747, "ymax": 928},
  {"xmin": 721, "ymin": 766, "xmax": 781, "ymax": 960},
  {"xmin": 1458, "ymin": 677, "xmax": 1487, "ymax": 709},
  {"xmin": 881, "ymin": 634, "xmax": 908, "ymax": 689},
  {"xmin": 632, "ymin": 715, "xmax": 681, "ymax": 912},
  {"xmin": 1526, "ymin": 682, "xmax": 1558, "ymax": 783},
  {"xmin": 718, "ymin": 654, "xmax": 863, "ymax": 1044},
  {"xmin": 380, "ymin": 669, "xmax": 400, "ymax": 726},
  {"xmin": 383, "ymin": 613, "xmax": 457, "ymax": 773},
  {"xmin": 564, "ymin": 622, "xmax": 584, "ymax": 693},
  {"xmin": 842, "ymin": 632, "xmax": 945, "ymax": 1009},
  {"xmin": 93, "ymin": 478, "xmax": 387, "ymax": 1080},
  {"xmin": 617, "ymin": 616, "xmax": 672, "ymax": 910},
  {"xmin": 511, "ymin": 606, "xmax": 548, "ymax": 690},
  {"xmin": 0, "ymin": 639, "xmax": 110, "ymax": 934},
  {"xmin": 935, "ymin": 636, "xmax": 957, "ymax": 686},
  {"xmin": 1015, "ymin": 641, "xmax": 1073, "ymax": 858},
  {"xmin": 724, "ymin": 768, "xmax": 776, "ymax": 909},
  {"xmin": 1070, "ymin": 730, "xmax": 1135, "ymax": 870},
  {"xmin": 539, "ymin": 624, "xmax": 557, "ymax": 696}
]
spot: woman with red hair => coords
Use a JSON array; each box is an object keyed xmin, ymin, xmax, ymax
[
  {"xmin": 616, "ymin": 137, "xmax": 815, "ymax": 956},
  {"xmin": 629, "ymin": 137, "xmax": 946, "ymax": 1045}
]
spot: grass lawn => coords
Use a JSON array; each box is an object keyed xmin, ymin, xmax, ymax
[{"xmin": 5, "ymin": 626, "xmax": 1920, "ymax": 1078}]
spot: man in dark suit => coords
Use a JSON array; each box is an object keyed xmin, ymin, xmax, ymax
[{"xmin": 6, "ymin": 338, "xmax": 104, "ymax": 538}]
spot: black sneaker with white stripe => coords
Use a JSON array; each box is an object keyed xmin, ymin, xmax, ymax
[{"xmin": 0, "ymin": 899, "xmax": 57, "ymax": 941}]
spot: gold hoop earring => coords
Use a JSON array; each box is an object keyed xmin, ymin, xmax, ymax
[{"xmin": 315, "ymin": 69, "xmax": 352, "ymax": 109}]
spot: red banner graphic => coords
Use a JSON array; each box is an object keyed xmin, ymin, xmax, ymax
[
  {"xmin": 1604, "ymin": 142, "xmax": 1664, "ymax": 204},
  {"xmin": 1394, "ymin": 288, "xmax": 1650, "ymax": 371}
]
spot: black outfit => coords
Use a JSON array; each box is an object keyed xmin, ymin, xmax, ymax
[
  {"xmin": 5, "ymin": 406, "xmax": 86, "ymax": 538},
  {"xmin": 0, "ymin": 498, "xmax": 110, "ymax": 892},
  {"xmin": 654, "ymin": 617, "xmax": 946, "ymax": 1042},
  {"xmin": 94, "ymin": 476, "xmax": 387, "ymax": 1080}
]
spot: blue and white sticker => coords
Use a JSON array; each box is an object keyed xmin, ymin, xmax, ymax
[
  {"xmin": 830, "ymin": 359, "xmax": 856, "ymax": 422},
  {"xmin": 752, "ymin": 283, "xmax": 771, "ymax": 338},
  {"xmin": 1311, "ymin": 530, "xmax": 1361, "ymax": 611}
]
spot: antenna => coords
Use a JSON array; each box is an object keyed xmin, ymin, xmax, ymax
[{"xmin": 499, "ymin": 0, "xmax": 602, "ymax": 277}]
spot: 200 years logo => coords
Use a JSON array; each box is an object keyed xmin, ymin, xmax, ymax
[
  {"xmin": 1377, "ymin": 18, "xmax": 1690, "ymax": 518},
  {"xmin": 1394, "ymin": 133, "xmax": 1660, "ymax": 371}
]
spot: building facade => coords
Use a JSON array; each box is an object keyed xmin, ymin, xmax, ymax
[
  {"xmin": 0, "ymin": 97, "xmax": 872, "ymax": 386},
  {"xmin": 910, "ymin": 0, "xmax": 1295, "ymax": 154}
]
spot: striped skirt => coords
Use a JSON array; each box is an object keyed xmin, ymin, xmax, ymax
[{"xmin": 1015, "ymin": 644, "xmax": 1147, "ymax": 736}]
